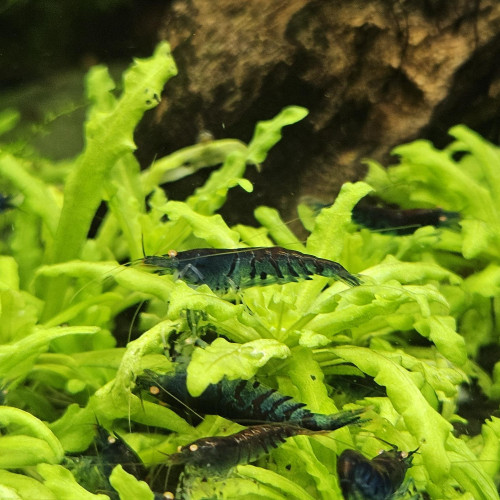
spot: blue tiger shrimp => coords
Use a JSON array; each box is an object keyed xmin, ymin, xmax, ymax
[
  {"xmin": 135, "ymin": 368, "xmax": 364, "ymax": 432},
  {"xmin": 141, "ymin": 246, "xmax": 361, "ymax": 293}
]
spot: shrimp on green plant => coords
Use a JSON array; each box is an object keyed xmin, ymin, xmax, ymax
[
  {"xmin": 136, "ymin": 368, "xmax": 365, "ymax": 432},
  {"xmin": 169, "ymin": 423, "xmax": 313, "ymax": 473},
  {"xmin": 141, "ymin": 246, "xmax": 361, "ymax": 293},
  {"xmin": 337, "ymin": 445, "xmax": 418, "ymax": 500}
]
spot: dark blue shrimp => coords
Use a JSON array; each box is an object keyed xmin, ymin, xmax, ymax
[
  {"xmin": 169, "ymin": 423, "xmax": 311, "ymax": 473},
  {"xmin": 337, "ymin": 446, "xmax": 417, "ymax": 500},
  {"xmin": 93, "ymin": 427, "xmax": 182, "ymax": 499},
  {"xmin": 66, "ymin": 425, "xmax": 149, "ymax": 499},
  {"xmin": 142, "ymin": 246, "xmax": 361, "ymax": 293},
  {"xmin": 303, "ymin": 196, "xmax": 459, "ymax": 235},
  {"xmin": 136, "ymin": 368, "xmax": 364, "ymax": 431},
  {"xmin": 352, "ymin": 199, "xmax": 460, "ymax": 235},
  {"xmin": 93, "ymin": 425, "xmax": 148, "ymax": 481}
]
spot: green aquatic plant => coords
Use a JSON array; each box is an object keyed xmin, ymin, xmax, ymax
[{"xmin": 0, "ymin": 40, "xmax": 500, "ymax": 499}]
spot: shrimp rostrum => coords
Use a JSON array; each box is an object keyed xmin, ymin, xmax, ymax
[{"xmin": 142, "ymin": 246, "xmax": 361, "ymax": 293}]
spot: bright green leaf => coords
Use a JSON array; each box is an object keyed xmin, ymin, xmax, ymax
[
  {"xmin": 37, "ymin": 464, "xmax": 110, "ymax": 500},
  {"xmin": 247, "ymin": 106, "xmax": 308, "ymax": 164},
  {"xmin": 187, "ymin": 338, "xmax": 290, "ymax": 396},
  {"xmin": 108, "ymin": 465, "xmax": 154, "ymax": 500},
  {"xmin": 0, "ymin": 470, "xmax": 56, "ymax": 500},
  {"xmin": 164, "ymin": 200, "xmax": 240, "ymax": 247}
]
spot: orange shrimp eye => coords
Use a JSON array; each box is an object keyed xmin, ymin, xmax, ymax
[
  {"xmin": 167, "ymin": 249, "xmax": 178, "ymax": 258},
  {"xmin": 400, "ymin": 451, "xmax": 409, "ymax": 459},
  {"xmin": 189, "ymin": 444, "xmax": 199, "ymax": 452},
  {"xmin": 149, "ymin": 385, "xmax": 160, "ymax": 395},
  {"xmin": 163, "ymin": 493, "xmax": 175, "ymax": 500},
  {"xmin": 107, "ymin": 436, "xmax": 116, "ymax": 445}
]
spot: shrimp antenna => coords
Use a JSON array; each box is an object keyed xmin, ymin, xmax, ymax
[
  {"xmin": 141, "ymin": 233, "xmax": 147, "ymax": 258},
  {"xmin": 371, "ymin": 435, "xmax": 402, "ymax": 449},
  {"xmin": 345, "ymin": 431, "xmax": 420, "ymax": 458},
  {"xmin": 136, "ymin": 384, "xmax": 146, "ymax": 415},
  {"xmin": 127, "ymin": 300, "xmax": 145, "ymax": 345},
  {"xmin": 162, "ymin": 462, "xmax": 176, "ymax": 500}
]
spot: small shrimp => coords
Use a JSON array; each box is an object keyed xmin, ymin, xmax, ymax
[
  {"xmin": 136, "ymin": 368, "xmax": 364, "ymax": 432},
  {"xmin": 93, "ymin": 425, "xmax": 148, "ymax": 481},
  {"xmin": 302, "ymin": 196, "xmax": 460, "ymax": 235},
  {"xmin": 352, "ymin": 199, "xmax": 460, "ymax": 235},
  {"xmin": 142, "ymin": 246, "xmax": 361, "ymax": 293},
  {"xmin": 66, "ymin": 425, "xmax": 162, "ymax": 498},
  {"xmin": 169, "ymin": 423, "xmax": 311, "ymax": 473},
  {"xmin": 337, "ymin": 446, "xmax": 417, "ymax": 500}
]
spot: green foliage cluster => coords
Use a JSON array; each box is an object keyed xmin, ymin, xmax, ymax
[{"xmin": 1, "ymin": 41, "xmax": 500, "ymax": 499}]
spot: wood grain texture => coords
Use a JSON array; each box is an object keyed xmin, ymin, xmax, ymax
[{"xmin": 135, "ymin": 0, "xmax": 500, "ymax": 222}]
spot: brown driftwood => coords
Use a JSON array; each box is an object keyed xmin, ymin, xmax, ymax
[{"xmin": 136, "ymin": 0, "xmax": 500, "ymax": 221}]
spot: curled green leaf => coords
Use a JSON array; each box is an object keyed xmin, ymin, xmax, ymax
[
  {"xmin": 108, "ymin": 465, "xmax": 154, "ymax": 500},
  {"xmin": 187, "ymin": 338, "xmax": 291, "ymax": 396}
]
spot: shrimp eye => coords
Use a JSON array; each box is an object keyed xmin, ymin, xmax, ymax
[
  {"xmin": 168, "ymin": 249, "xmax": 178, "ymax": 258},
  {"xmin": 149, "ymin": 385, "xmax": 160, "ymax": 395},
  {"xmin": 189, "ymin": 444, "xmax": 199, "ymax": 452},
  {"xmin": 107, "ymin": 436, "xmax": 116, "ymax": 445}
]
